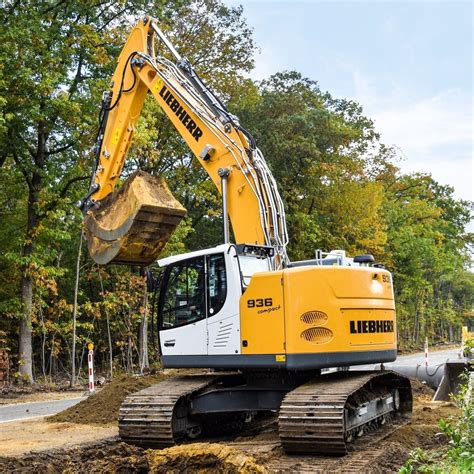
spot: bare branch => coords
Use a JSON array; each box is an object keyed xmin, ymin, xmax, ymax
[
  {"xmin": 97, "ymin": 7, "xmax": 129, "ymax": 33},
  {"xmin": 39, "ymin": 175, "xmax": 90, "ymax": 218},
  {"xmin": 45, "ymin": 142, "xmax": 76, "ymax": 156}
]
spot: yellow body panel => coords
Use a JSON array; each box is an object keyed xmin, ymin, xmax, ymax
[
  {"xmin": 239, "ymin": 266, "xmax": 397, "ymax": 366},
  {"xmin": 240, "ymin": 271, "xmax": 285, "ymax": 357},
  {"xmin": 283, "ymin": 266, "xmax": 396, "ymax": 355}
]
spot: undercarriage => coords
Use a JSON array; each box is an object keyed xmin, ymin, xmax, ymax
[{"xmin": 118, "ymin": 370, "xmax": 412, "ymax": 455}]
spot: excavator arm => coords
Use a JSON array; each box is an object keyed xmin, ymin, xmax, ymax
[{"xmin": 82, "ymin": 17, "xmax": 288, "ymax": 267}]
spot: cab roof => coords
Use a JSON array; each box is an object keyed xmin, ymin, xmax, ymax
[{"xmin": 157, "ymin": 243, "xmax": 232, "ymax": 267}]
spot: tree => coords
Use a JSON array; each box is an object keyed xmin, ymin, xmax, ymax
[
  {"xmin": 0, "ymin": 0, "xmax": 180, "ymax": 381},
  {"xmin": 232, "ymin": 71, "xmax": 385, "ymax": 260},
  {"xmin": 381, "ymin": 172, "xmax": 473, "ymax": 345}
]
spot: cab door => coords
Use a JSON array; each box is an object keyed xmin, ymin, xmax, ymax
[
  {"xmin": 158, "ymin": 256, "xmax": 207, "ymax": 355},
  {"xmin": 207, "ymin": 251, "xmax": 242, "ymax": 356}
]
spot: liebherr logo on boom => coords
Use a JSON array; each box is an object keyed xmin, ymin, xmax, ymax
[{"xmin": 158, "ymin": 84, "xmax": 203, "ymax": 142}]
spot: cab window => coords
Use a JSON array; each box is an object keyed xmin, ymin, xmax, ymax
[
  {"xmin": 238, "ymin": 254, "xmax": 271, "ymax": 287},
  {"xmin": 207, "ymin": 253, "xmax": 227, "ymax": 316},
  {"xmin": 160, "ymin": 257, "xmax": 205, "ymax": 329}
]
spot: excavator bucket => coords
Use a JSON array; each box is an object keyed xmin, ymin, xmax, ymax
[{"xmin": 84, "ymin": 171, "xmax": 186, "ymax": 266}]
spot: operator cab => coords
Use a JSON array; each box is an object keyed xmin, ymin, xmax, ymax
[
  {"xmin": 155, "ymin": 244, "xmax": 274, "ymax": 314},
  {"xmin": 153, "ymin": 243, "xmax": 274, "ymax": 361}
]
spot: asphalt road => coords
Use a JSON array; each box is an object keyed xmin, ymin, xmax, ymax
[
  {"xmin": 394, "ymin": 347, "xmax": 461, "ymax": 366},
  {"xmin": 352, "ymin": 346, "xmax": 462, "ymax": 371},
  {"xmin": 0, "ymin": 397, "xmax": 84, "ymax": 423}
]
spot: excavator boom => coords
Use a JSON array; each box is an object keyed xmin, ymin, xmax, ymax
[{"xmin": 82, "ymin": 18, "xmax": 288, "ymax": 266}]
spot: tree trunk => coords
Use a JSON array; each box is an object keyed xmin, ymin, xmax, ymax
[
  {"xmin": 139, "ymin": 269, "xmax": 149, "ymax": 373},
  {"xmin": 106, "ymin": 310, "xmax": 114, "ymax": 379},
  {"xmin": 39, "ymin": 306, "xmax": 46, "ymax": 379},
  {"xmin": 448, "ymin": 324, "xmax": 454, "ymax": 342},
  {"xmin": 98, "ymin": 269, "xmax": 113, "ymax": 379},
  {"xmin": 18, "ymin": 141, "xmax": 43, "ymax": 383},
  {"xmin": 19, "ymin": 274, "xmax": 33, "ymax": 381},
  {"xmin": 70, "ymin": 232, "xmax": 83, "ymax": 387}
]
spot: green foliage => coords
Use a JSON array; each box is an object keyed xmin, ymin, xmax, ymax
[
  {"xmin": 382, "ymin": 174, "xmax": 473, "ymax": 348},
  {"xmin": 231, "ymin": 71, "xmax": 387, "ymax": 261},
  {"xmin": 464, "ymin": 338, "xmax": 474, "ymax": 358}
]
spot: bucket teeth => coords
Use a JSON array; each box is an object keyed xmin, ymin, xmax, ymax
[{"xmin": 84, "ymin": 171, "xmax": 186, "ymax": 265}]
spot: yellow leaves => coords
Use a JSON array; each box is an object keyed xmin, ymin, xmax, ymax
[
  {"xmin": 56, "ymin": 298, "xmax": 73, "ymax": 314},
  {"xmin": 32, "ymin": 265, "xmax": 59, "ymax": 296},
  {"xmin": 319, "ymin": 180, "xmax": 388, "ymax": 257}
]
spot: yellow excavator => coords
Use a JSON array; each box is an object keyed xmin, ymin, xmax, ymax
[{"xmin": 80, "ymin": 17, "xmax": 412, "ymax": 455}]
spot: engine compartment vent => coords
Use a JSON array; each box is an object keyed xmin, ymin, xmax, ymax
[
  {"xmin": 300, "ymin": 311, "xmax": 328, "ymax": 325},
  {"xmin": 301, "ymin": 327, "xmax": 333, "ymax": 344}
]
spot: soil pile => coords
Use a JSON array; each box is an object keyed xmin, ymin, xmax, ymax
[
  {"xmin": 0, "ymin": 442, "xmax": 266, "ymax": 474},
  {"xmin": 0, "ymin": 441, "xmax": 147, "ymax": 473},
  {"xmin": 410, "ymin": 378, "xmax": 436, "ymax": 401},
  {"xmin": 387, "ymin": 401, "xmax": 457, "ymax": 451},
  {"xmin": 49, "ymin": 374, "xmax": 166, "ymax": 425},
  {"xmin": 147, "ymin": 443, "xmax": 266, "ymax": 473}
]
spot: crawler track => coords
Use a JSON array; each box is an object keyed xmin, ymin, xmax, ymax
[
  {"xmin": 119, "ymin": 371, "xmax": 411, "ymax": 456},
  {"xmin": 278, "ymin": 371, "xmax": 412, "ymax": 455},
  {"xmin": 118, "ymin": 375, "xmax": 216, "ymax": 447}
]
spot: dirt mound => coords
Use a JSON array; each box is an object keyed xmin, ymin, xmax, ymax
[
  {"xmin": 386, "ymin": 401, "xmax": 457, "ymax": 450},
  {"xmin": 0, "ymin": 442, "xmax": 265, "ymax": 473},
  {"xmin": 410, "ymin": 378, "xmax": 435, "ymax": 401},
  {"xmin": 49, "ymin": 374, "xmax": 166, "ymax": 425},
  {"xmin": 367, "ymin": 443, "xmax": 410, "ymax": 473},
  {"xmin": 0, "ymin": 441, "xmax": 146, "ymax": 473},
  {"xmin": 147, "ymin": 443, "xmax": 266, "ymax": 473}
]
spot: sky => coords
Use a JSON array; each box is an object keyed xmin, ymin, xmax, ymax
[{"xmin": 226, "ymin": 0, "xmax": 473, "ymax": 205}]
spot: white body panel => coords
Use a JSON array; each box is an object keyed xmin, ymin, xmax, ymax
[
  {"xmin": 207, "ymin": 248, "xmax": 242, "ymax": 355},
  {"xmin": 160, "ymin": 318, "xmax": 207, "ymax": 355}
]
